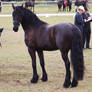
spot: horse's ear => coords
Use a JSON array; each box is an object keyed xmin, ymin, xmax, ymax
[{"xmin": 12, "ymin": 3, "xmax": 15, "ymax": 10}]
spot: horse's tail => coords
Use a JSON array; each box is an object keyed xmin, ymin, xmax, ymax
[{"xmin": 71, "ymin": 26, "xmax": 84, "ymax": 80}]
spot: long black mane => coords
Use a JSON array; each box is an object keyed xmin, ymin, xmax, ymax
[
  {"xmin": 14, "ymin": 6, "xmax": 46, "ymax": 30},
  {"xmin": 23, "ymin": 7, "xmax": 46, "ymax": 27}
]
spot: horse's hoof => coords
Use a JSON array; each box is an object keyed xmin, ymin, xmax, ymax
[
  {"xmin": 63, "ymin": 81, "xmax": 71, "ymax": 88},
  {"xmin": 71, "ymin": 81, "xmax": 78, "ymax": 87},
  {"xmin": 31, "ymin": 75, "xmax": 39, "ymax": 83},
  {"xmin": 41, "ymin": 75, "xmax": 48, "ymax": 82}
]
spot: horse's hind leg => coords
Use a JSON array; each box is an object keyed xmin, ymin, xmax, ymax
[
  {"xmin": 37, "ymin": 50, "xmax": 48, "ymax": 82},
  {"xmin": 71, "ymin": 73, "xmax": 78, "ymax": 87},
  {"xmin": 61, "ymin": 51, "xmax": 71, "ymax": 88},
  {"xmin": 28, "ymin": 48, "xmax": 39, "ymax": 83}
]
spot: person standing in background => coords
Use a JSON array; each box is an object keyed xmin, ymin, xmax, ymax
[
  {"xmin": 74, "ymin": 0, "xmax": 79, "ymax": 12},
  {"xmin": 86, "ymin": 0, "xmax": 88, "ymax": 9},
  {"xmin": 74, "ymin": 6, "xmax": 85, "ymax": 48},
  {"xmin": 82, "ymin": 8, "xmax": 92, "ymax": 49},
  {"xmin": 74, "ymin": 6, "xmax": 85, "ymax": 33}
]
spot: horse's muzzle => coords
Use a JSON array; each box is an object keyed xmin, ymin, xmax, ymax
[{"xmin": 13, "ymin": 27, "xmax": 18, "ymax": 32}]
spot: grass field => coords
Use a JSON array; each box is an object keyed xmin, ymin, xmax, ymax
[
  {"xmin": 0, "ymin": 5, "xmax": 92, "ymax": 92},
  {"xmin": 1, "ymin": 4, "xmax": 92, "ymax": 14}
]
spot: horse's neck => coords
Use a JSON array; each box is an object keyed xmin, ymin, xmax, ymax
[
  {"xmin": 22, "ymin": 22, "xmax": 49, "ymax": 34},
  {"xmin": 21, "ymin": 10, "xmax": 47, "ymax": 31},
  {"xmin": 21, "ymin": 20, "xmax": 29, "ymax": 31},
  {"xmin": 21, "ymin": 20, "xmax": 35, "ymax": 32},
  {"xmin": 21, "ymin": 14, "xmax": 34, "ymax": 30},
  {"xmin": 21, "ymin": 19, "xmax": 46, "ymax": 32}
]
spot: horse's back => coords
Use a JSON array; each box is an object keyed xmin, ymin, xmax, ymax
[
  {"xmin": 54, "ymin": 23, "xmax": 81, "ymax": 51},
  {"xmin": 54, "ymin": 23, "xmax": 73, "ymax": 36},
  {"xmin": 55, "ymin": 22, "xmax": 80, "ymax": 34}
]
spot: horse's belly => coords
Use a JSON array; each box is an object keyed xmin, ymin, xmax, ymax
[{"xmin": 36, "ymin": 45, "xmax": 58, "ymax": 51}]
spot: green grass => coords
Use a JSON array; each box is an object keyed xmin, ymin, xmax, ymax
[
  {"xmin": 0, "ymin": 6, "xmax": 92, "ymax": 92},
  {"xmin": 1, "ymin": 4, "xmax": 92, "ymax": 14}
]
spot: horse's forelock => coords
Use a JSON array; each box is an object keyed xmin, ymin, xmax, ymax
[{"xmin": 13, "ymin": 6, "xmax": 24, "ymax": 17}]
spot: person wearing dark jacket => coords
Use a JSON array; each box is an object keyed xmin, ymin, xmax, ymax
[
  {"xmin": 74, "ymin": 6, "xmax": 85, "ymax": 48},
  {"xmin": 82, "ymin": 9, "xmax": 92, "ymax": 48},
  {"xmin": 74, "ymin": 6, "xmax": 85, "ymax": 33}
]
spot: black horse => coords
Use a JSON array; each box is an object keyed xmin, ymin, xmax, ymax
[
  {"xmin": 57, "ymin": 0, "xmax": 72, "ymax": 12},
  {"xmin": 57, "ymin": 1, "xmax": 63, "ymax": 12},
  {"xmin": 25, "ymin": 0, "xmax": 35, "ymax": 12},
  {"xmin": 12, "ymin": 4, "xmax": 84, "ymax": 88}
]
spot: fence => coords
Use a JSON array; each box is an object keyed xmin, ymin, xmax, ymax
[
  {"xmin": 0, "ymin": 1, "xmax": 92, "ymax": 17},
  {"xmin": 0, "ymin": 13, "xmax": 92, "ymax": 18},
  {"xmin": 1, "ymin": 0, "xmax": 92, "ymax": 7}
]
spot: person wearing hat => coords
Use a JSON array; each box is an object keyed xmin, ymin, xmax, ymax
[
  {"xmin": 74, "ymin": 6, "xmax": 85, "ymax": 48},
  {"xmin": 82, "ymin": 8, "xmax": 92, "ymax": 48},
  {"xmin": 74, "ymin": 6, "xmax": 85, "ymax": 33}
]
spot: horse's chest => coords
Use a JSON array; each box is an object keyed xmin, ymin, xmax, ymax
[
  {"xmin": 36, "ymin": 27, "xmax": 57, "ymax": 50},
  {"xmin": 24, "ymin": 32, "xmax": 36, "ymax": 47}
]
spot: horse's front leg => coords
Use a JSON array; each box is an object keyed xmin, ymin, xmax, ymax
[
  {"xmin": 71, "ymin": 73, "xmax": 78, "ymax": 87},
  {"xmin": 28, "ymin": 48, "xmax": 39, "ymax": 83},
  {"xmin": 37, "ymin": 50, "xmax": 48, "ymax": 82},
  {"xmin": 61, "ymin": 51, "xmax": 71, "ymax": 88}
]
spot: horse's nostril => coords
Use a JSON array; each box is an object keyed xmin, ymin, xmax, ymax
[
  {"xmin": 13, "ymin": 27, "xmax": 18, "ymax": 32},
  {"xmin": 13, "ymin": 27, "xmax": 15, "ymax": 31}
]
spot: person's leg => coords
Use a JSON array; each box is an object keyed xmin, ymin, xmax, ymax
[{"xmin": 86, "ymin": 30, "xmax": 91, "ymax": 48}]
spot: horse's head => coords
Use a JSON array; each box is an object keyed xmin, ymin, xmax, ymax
[{"xmin": 12, "ymin": 4, "xmax": 24, "ymax": 32}]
